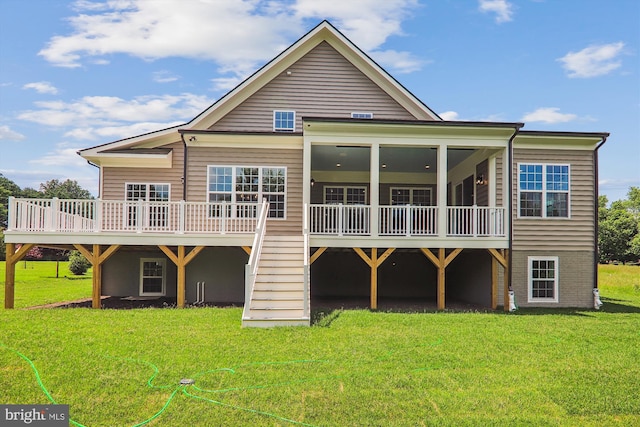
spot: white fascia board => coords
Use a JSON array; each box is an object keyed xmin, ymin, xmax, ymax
[
  {"xmin": 82, "ymin": 151, "xmax": 173, "ymax": 168},
  {"xmin": 79, "ymin": 126, "xmax": 182, "ymax": 158},
  {"xmin": 514, "ymin": 134, "xmax": 602, "ymax": 150},
  {"xmin": 304, "ymin": 120, "xmax": 515, "ymax": 147}
]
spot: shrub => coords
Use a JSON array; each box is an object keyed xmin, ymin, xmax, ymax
[{"xmin": 68, "ymin": 250, "xmax": 91, "ymax": 275}]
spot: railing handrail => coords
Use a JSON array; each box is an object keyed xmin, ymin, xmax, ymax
[{"xmin": 243, "ymin": 199, "xmax": 269, "ymax": 320}]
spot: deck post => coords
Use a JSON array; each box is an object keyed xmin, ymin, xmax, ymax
[
  {"xmin": 73, "ymin": 244, "xmax": 121, "ymax": 309},
  {"xmin": 159, "ymin": 245, "xmax": 206, "ymax": 308},
  {"xmin": 353, "ymin": 248, "xmax": 395, "ymax": 310},
  {"xmin": 437, "ymin": 248, "xmax": 445, "ymax": 310},
  {"xmin": 4, "ymin": 243, "xmax": 34, "ymax": 309},
  {"xmin": 491, "ymin": 256, "xmax": 498, "ymax": 310},
  {"xmin": 503, "ymin": 249, "xmax": 510, "ymax": 312}
]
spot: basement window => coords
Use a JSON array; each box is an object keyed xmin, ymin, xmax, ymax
[
  {"xmin": 140, "ymin": 258, "xmax": 166, "ymax": 296},
  {"xmin": 528, "ymin": 256, "xmax": 558, "ymax": 303}
]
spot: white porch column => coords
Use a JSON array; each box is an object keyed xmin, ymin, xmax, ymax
[
  {"xmin": 437, "ymin": 144, "xmax": 448, "ymax": 237},
  {"xmin": 370, "ymin": 143, "xmax": 380, "ymax": 237},
  {"xmin": 488, "ymin": 155, "xmax": 497, "ymax": 208}
]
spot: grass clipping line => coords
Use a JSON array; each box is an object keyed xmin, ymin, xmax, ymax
[{"xmin": 0, "ymin": 339, "xmax": 443, "ymax": 426}]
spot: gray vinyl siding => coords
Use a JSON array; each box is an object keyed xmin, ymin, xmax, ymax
[
  {"xmin": 186, "ymin": 146, "xmax": 303, "ymax": 234},
  {"xmin": 210, "ymin": 42, "xmax": 419, "ymax": 132},
  {"xmin": 101, "ymin": 141, "xmax": 184, "ymax": 201},
  {"xmin": 511, "ymin": 250, "xmax": 594, "ymax": 308},
  {"xmin": 512, "ymin": 149, "xmax": 596, "ymax": 251}
]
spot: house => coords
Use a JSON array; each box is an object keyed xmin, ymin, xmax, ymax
[{"xmin": 3, "ymin": 21, "xmax": 608, "ymax": 326}]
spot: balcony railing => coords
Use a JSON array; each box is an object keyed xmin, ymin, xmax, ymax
[
  {"xmin": 7, "ymin": 197, "xmax": 262, "ymax": 234},
  {"xmin": 309, "ymin": 204, "xmax": 505, "ymax": 237}
]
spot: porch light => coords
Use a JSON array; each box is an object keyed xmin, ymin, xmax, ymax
[
  {"xmin": 424, "ymin": 165, "xmax": 430, "ymax": 169},
  {"xmin": 310, "ymin": 178, "xmax": 315, "ymax": 187},
  {"xmin": 336, "ymin": 163, "xmax": 341, "ymax": 167},
  {"xmin": 476, "ymin": 174, "xmax": 487, "ymax": 185}
]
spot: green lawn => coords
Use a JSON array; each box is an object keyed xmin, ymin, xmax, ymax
[
  {"xmin": 0, "ymin": 263, "xmax": 638, "ymax": 426},
  {"xmin": 0, "ymin": 261, "xmax": 93, "ymax": 308}
]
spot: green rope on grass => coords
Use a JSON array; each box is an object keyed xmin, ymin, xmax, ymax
[{"xmin": 1, "ymin": 339, "xmax": 444, "ymax": 427}]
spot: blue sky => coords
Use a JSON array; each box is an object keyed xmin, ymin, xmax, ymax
[{"xmin": 0, "ymin": 0, "xmax": 638, "ymax": 202}]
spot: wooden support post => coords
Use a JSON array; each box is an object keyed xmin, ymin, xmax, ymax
[
  {"xmin": 158, "ymin": 245, "xmax": 205, "ymax": 308},
  {"xmin": 4, "ymin": 243, "xmax": 35, "ymax": 309},
  {"xmin": 491, "ymin": 256, "xmax": 498, "ymax": 310},
  {"xmin": 309, "ymin": 247, "xmax": 327, "ymax": 265},
  {"xmin": 73, "ymin": 244, "xmax": 120, "ymax": 309},
  {"xmin": 241, "ymin": 246, "xmax": 251, "ymax": 256},
  {"xmin": 420, "ymin": 248, "xmax": 462, "ymax": 310},
  {"xmin": 353, "ymin": 248, "xmax": 395, "ymax": 310}
]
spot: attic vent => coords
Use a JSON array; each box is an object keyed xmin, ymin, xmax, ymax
[{"xmin": 351, "ymin": 112, "xmax": 373, "ymax": 119}]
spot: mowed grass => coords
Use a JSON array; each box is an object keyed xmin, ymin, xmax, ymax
[
  {"xmin": 0, "ymin": 261, "xmax": 93, "ymax": 308},
  {"xmin": 0, "ymin": 263, "xmax": 638, "ymax": 426}
]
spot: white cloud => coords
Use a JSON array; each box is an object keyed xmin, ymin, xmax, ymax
[
  {"xmin": 370, "ymin": 49, "xmax": 426, "ymax": 74},
  {"xmin": 64, "ymin": 121, "xmax": 185, "ymax": 141},
  {"xmin": 521, "ymin": 107, "xmax": 577, "ymax": 124},
  {"xmin": 439, "ymin": 111, "xmax": 459, "ymax": 120},
  {"xmin": 479, "ymin": 0, "xmax": 513, "ymax": 23},
  {"xmin": 23, "ymin": 81, "xmax": 59, "ymax": 94},
  {"xmin": 0, "ymin": 125, "xmax": 26, "ymax": 141},
  {"xmin": 38, "ymin": 0, "xmax": 424, "ymax": 81},
  {"xmin": 557, "ymin": 42, "xmax": 625, "ymax": 78},
  {"xmin": 29, "ymin": 143, "xmax": 87, "ymax": 168},
  {"xmin": 18, "ymin": 93, "xmax": 211, "ymax": 128},
  {"xmin": 152, "ymin": 70, "xmax": 180, "ymax": 83}
]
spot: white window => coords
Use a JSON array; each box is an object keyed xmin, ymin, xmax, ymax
[
  {"xmin": 390, "ymin": 187, "xmax": 432, "ymax": 206},
  {"xmin": 518, "ymin": 163, "xmax": 570, "ymax": 218},
  {"xmin": 207, "ymin": 166, "xmax": 286, "ymax": 219},
  {"xmin": 324, "ymin": 186, "xmax": 367, "ymax": 205},
  {"xmin": 125, "ymin": 183, "xmax": 170, "ymax": 228},
  {"xmin": 140, "ymin": 258, "xmax": 166, "ymax": 296},
  {"xmin": 528, "ymin": 256, "xmax": 559, "ymax": 303},
  {"xmin": 273, "ymin": 110, "xmax": 295, "ymax": 132},
  {"xmin": 351, "ymin": 112, "xmax": 373, "ymax": 119}
]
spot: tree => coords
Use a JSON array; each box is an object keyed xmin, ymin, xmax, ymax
[
  {"xmin": 599, "ymin": 187, "xmax": 640, "ymax": 263},
  {"xmin": 68, "ymin": 250, "xmax": 91, "ymax": 275},
  {"xmin": 0, "ymin": 173, "xmax": 23, "ymax": 228},
  {"xmin": 40, "ymin": 179, "xmax": 93, "ymax": 200}
]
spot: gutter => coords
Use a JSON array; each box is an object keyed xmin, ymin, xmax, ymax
[
  {"xmin": 593, "ymin": 135, "xmax": 609, "ymax": 290},
  {"xmin": 507, "ymin": 124, "xmax": 523, "ymax": 303},
  {"xmin": 180, "ymin": 133, "xmax": 188, "ymax": 200}
]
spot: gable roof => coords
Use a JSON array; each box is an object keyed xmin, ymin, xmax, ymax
[{"xmin": 79, "ymin": 20, "xmax": 440, "ymax": 159}]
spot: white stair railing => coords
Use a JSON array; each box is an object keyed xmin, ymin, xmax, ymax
[{"xmin": 243, "ymin": 199, "xmax": 269, "ymax": 319}]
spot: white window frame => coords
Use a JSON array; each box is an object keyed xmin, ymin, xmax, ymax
[
  {"xmin": 273, "ymin": 110, "xmax": 295, "ymax": 132},
  {"xmin": 517, "ymin": 163, "xmax": 571, "ymax": 219},
  {"xmin": 323, "ymin": 186, "xmax": 367, "ymax": 205},
  {"xmin": 206, "ymin": 165, "xmax": 287, "ymax": 220},
  {"xmin": 390, "ymin": 187, "xmax": 432, "ymax": 206},
  {"xmin": 351, "ymin": 112, "xmax": 373, "ymax": 119},
  {"xmin": 124, "ymin": 183, "xmax": 171, "ymax": 229},
  {"xmin": 139, "ymin": 258, "xmax": 166, "ymax": 296},
  {"xmin": 527, "ymin": 256, "xmax": 559, "ymax": 303}
]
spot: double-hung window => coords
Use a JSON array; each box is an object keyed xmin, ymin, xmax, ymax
[
  {"xmin": 207, "ymin": 166, "xmax": 286, "ymax": 219},
  {"xmin": 528, "ymin": 256, "xmax": 559, "ymax": 303},
  {"xmin": 518, "ymin": 164, "xmax": 570, "ymax": 218},
  {"xmin": 273, "ymin": 110, "xmax": 295, "ymax": 132},
  {"xmin": 140, "ymin": 258, "xmax": 166, "ymax": 296}
]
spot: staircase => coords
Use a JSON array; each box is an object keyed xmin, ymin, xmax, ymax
[{"xmin": 242, "ymin": 235, "xmax": 310, "ymax": 327}]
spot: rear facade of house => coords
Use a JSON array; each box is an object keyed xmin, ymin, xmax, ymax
[{"xmin": 3, "ymin": 22, "xmax": 607, "ymax": 326}]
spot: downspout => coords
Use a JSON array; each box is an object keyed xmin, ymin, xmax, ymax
[
  {"xmin": 85, "ymin": 160, "xmax": 101, "ymax": 198},
  {"xmin": 507, "ymin": 124, "xmax": 522, "ymax": 310},
  {"xmin": 593, "ymin": 135, "xmax": 608, "ymax": 309},
  {"xmin": 180, "ymin": 133, "xmax": 188, "ymax": 201}
]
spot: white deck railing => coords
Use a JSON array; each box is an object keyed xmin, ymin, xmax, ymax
[
  {"xmin": 309, "ymin": 204, "xmax": 505, "ymax": 237},
  {"xmin": 7, "ymin": 197, "xmax": 262, "ymax": 234}
]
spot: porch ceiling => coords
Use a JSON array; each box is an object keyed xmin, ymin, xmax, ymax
[{"xmin": 311, "ymin": 146, "xmax": 477, "ymax": 173}]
